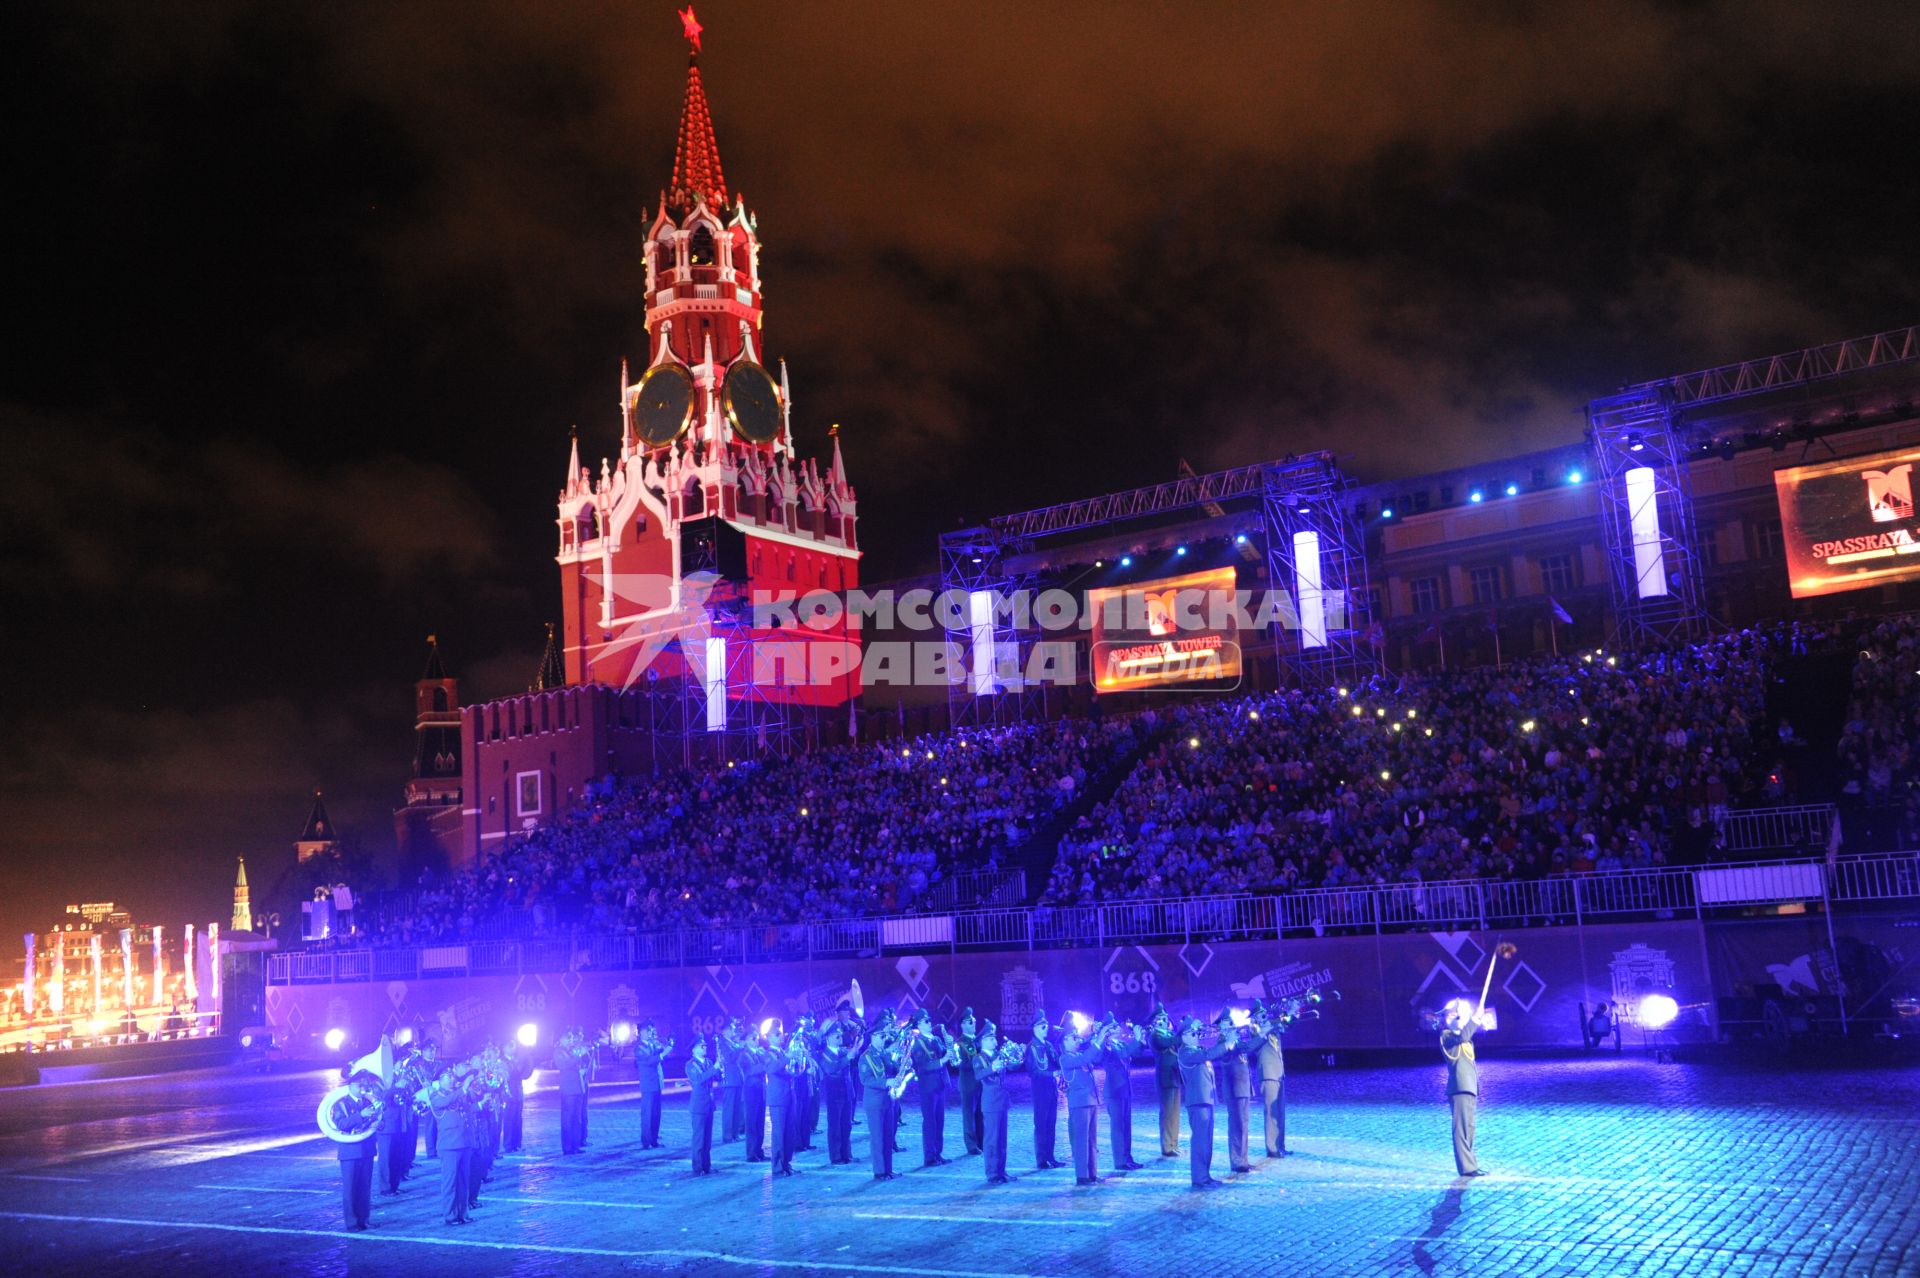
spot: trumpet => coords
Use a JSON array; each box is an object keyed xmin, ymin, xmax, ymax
[{"xmin": 1267, "ymin": 986, "xmax": 1341, "ymax": 1032}]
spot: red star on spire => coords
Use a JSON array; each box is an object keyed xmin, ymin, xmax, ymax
[{"xmin": 678, "ymin": 6, "xmax": 703, "ymax": 54}]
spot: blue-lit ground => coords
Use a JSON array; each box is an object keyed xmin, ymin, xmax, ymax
[{"xmin": 1, "ymin": 1054, "xmax": 1916, "ymax": 1276}]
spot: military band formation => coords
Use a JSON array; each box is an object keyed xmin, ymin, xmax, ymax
[{"xmin": 320, "ymin": 981, "xmax": 1500, "ymax": 1234}]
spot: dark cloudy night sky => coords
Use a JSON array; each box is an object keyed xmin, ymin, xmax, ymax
[{"xmin": 4, "ymin": 0, "xmax": 1919, "ymax": 943}]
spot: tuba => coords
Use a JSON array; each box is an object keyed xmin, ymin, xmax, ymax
[
  {"xmin": 317, "ymin": 1040, "xmax": 393, "ymax": 1142},
  {"xmin": 317, "ymin": 1084, "xmax": 381, "ymax": 1142}
]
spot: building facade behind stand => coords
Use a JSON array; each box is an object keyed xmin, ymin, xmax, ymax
[{"xmin": 929, "ymin": 328, "xmax": 1920, "ymax": 718}]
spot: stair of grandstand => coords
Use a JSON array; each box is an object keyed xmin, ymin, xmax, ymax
[
  {"xmin": 1764, "ymin": 649, "xmax": 1854, "ymax": 804},
  {"xmin": 1004, "ymin": 715, "xmax": 1171, "ymax": 904}
]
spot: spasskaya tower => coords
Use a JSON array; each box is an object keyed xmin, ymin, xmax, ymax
[
  {"xmin": 554, "ymin": 6, "xmax": 859, "ymax": 700},
  {"xmin": 459, "ymin": 8, "xmax": 860, "ymax": 865}
]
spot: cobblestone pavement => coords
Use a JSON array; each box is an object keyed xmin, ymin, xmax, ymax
[{"xmin": 0, "ymin": 1054, "xmax": 1916, "ymax": 1277}]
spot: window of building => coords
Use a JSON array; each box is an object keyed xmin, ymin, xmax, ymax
[
  {"xmin": 1439, "ymin": 486, "xmax": 1454, "ymax": 505},
  {"xmin": 1538, "ymin": 552, "xmax": 1576, "ymax": 595},
  {"xmin": 1750, "ymin": 517, "xmax": 1784, "ymax": 560},
  {"xmin": 1410, "ymin": 576, "xmax": 1442, "ymax": 614},
  {"xmin": 1469, "ymin": 566, "xmax": 1502, "ymax": 605},
  {"xmin": 1413, "ymin": 490, "xmax": 1431, "ymax": 512},
  {"xmin": 1695, "ymin": 527, "xmax": 1720, "ymax": 568}
]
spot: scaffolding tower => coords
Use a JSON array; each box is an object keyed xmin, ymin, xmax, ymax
[
  {"xmin": 1261, "ymin": 454, "xmax": 1380, "ymax": 688},
  {"xmin": 1587, "ymin": 387, "xmax": 1711, "ymax": 650}
]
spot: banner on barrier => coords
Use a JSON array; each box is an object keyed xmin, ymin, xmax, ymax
[{"xmin": 268, "ymin": 920, "xmax": 1716, "ymax": 1058}]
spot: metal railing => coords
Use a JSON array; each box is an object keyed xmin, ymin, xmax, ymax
[
  {"xmin": 923, "ymin": 869, "xmax": 1028, "ymax": 912},
  {"xmin": 1718, "ymin": 804, "xmax": 1839, "ymax": 853},
  {"xmin": 268, "ymin": 852, "xmax": 1920, "ymax": 986}
]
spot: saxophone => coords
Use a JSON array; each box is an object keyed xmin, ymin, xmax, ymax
[{"xmin": 886, "ymin": 1038, "xmax": 916, "ymax": 1100}]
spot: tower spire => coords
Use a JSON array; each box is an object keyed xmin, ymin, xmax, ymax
[
  {"xmin": 231, "ymin": 857, "xmax": 252, "ymax": 933},
  {"xmin": 532, "ymin": 621, "xmax": 566, "ymax": 691},
  {"xmin": 668, "ymin": 6, "xmax": 728, "ymax": 210}
]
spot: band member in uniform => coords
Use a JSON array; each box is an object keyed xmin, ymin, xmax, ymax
[
  {"xmin": 764, "ymin": 1024, "xmax": 798, "ymax": 1177},
  {"xmin": 635, "ymin": 1021, "xmax": 674, "ymax": 1149},
  {"xmin": 1149, "ymin": 1005, "xmax": 1182, "ymax": 1158},
  {"xmin": 874, "ymin": 1010, "xmax": 909, "ymax": 1153},
  {"xmin": 1442, "ymin": 1001, "xmax": 1485, "ymax": 1177},
  {"xmin": 857, "ymin": 1020, "xmax": 902, "ymax": 1180},
  {"xmin": 1213, "ymin": 1010, "xmax": 1254, "ymax": 1174},
  {"xmin": 953, "ymin": 1007, "xmax": 984, "ymax": 1156},
  {"xmin": 1251, "ymin": 1000, "xmax": 1288, "ymax": 1158},
  {"xmin": 377, "ymin": 1062, "xmax": 410, "ymax": 1196},
  {"xmin": 720, "ymin": 1018, "xmax": 748, "ymax": 1143},
  {"xmin": 555, "ymin": 1029, "xmax": 592, "ymax": 1155},
  {"xmin": 332, "ymin": 1068, "xmax": 382, "ymax": 1229},
  {"xmin": 789, "ymin": 1017, "xmax": 817, "ymax": 1154},
  {"xmin": 820, "ymin": 1022, "xmax": 857, "ymax": 1165},
  {"xmin": 832, "ymin": 1000, "xmax": 865, "ymax": 1132},
  {"xmin": 907, "ymin": 1009, "xmax": 953, "ymax": 1168},
  {"xmin": 1175, "ymin": 1014, "xmax": 1243, "ymax": 1188},
  {"xmin": 686, "ymin": 1036, "xmax": 720, "ymax": 1175},
  {"xmin": 419, "ymin": 1038, "xmax": 443, "ymax": 1159},
  {"xmin": 455, "ymin": 1062, "xmax": 486, "ymax": 1211},
  {"xmin": 742, "ymin": 1024, "xmax": 771, "ymax": 1162},
  {"xmin": 429, "ymin": 1071, "xmax": 472, "ymax": 1225},
  {"xmin": 796, "ymin": 1013, "xmax": 822, "ymax": 1150},
  {"xmin": 974, "ymin": 1021, "xmax": 1018, "ymax": 1185},
  {"xmin": 1024, "ymin": 1010, "xmax": 1064, "ymax": 1171},
  {"xmin": 503, "ymin": 1038, "xmax": 531, "ymax": 1155},
  {"xmin": 1098, "ymin": 1015, "xmax": 1147, "ymax": 1171},
  {"xmin": 392, "ymin": 1039, "xmax": 423, "ymax": 1181},
  {"xmin": 1059, "ymin": 1019, "xmax": 1105, "ymax": 1186}
]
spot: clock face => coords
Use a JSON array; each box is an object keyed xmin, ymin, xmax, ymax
[
  {"xmin": 722, "ymin": 360, "xmax": 782, "ymax": 445},
  {"xmin": 633, "ymin": 364, "xmax": 695, "ymax": 448}
]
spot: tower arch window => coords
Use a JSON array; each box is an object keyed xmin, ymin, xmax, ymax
[
  {"xmin": 653, "ymin": 239, "xmax": 676, "ymax": 280},
  {"xmin": 579, "ymin": 507, "xmax": 599, "ymax": 541},
  {"xmin": 689, "ymin": 225, "xmax": 717, "ymax": 266},
  {"xmin": 432, "ymin": 688, "xmax": 449, "ymax": 712},
  {"xmin": 684, "ymin": 476, "xmax": 705, "ymax": 517}
]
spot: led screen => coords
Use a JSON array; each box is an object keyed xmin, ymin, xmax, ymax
[
  {"xmin": 1774, "ymin": 445, "xmax": 1920, "ymax": 598},
  {"xmin": 1089, "ymin": 566, "xmax": 1241, "ymax": 692}
]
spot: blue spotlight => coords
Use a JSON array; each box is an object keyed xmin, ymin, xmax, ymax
[
  {"xmin": 1120, "ymin": 555, "xmax": 1132, "ymax": 568},
  {"xmin": 1234, "ymin": 534, "xmax": 1248, "ymax": 545},
  {"xmin": 1175, "ymin": 545, "xmax": 1187, "ymax": 556},
  {"xmin": 1504, "ymin": 483, "xmax": 1518, "ymax": 497},
  {"xmin": 1566, "ymin": 468, "xmax": 1583, "ymax": 484},
  {"xmin": 1381, "ymin": 507, "xmax": 1394, "ymax": 519},
  {"xmin": 1468, "ymin": 490, "xmax": 1484, "ymax": 504}
]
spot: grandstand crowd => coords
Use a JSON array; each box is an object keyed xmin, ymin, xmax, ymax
[
  {"xmin": 348, "ymin": 618, "xmax": 1914, "ymax": 948},
  {"xmin": 367, "ymin": 717, "xmax": 1140, "ymax": 946}
]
